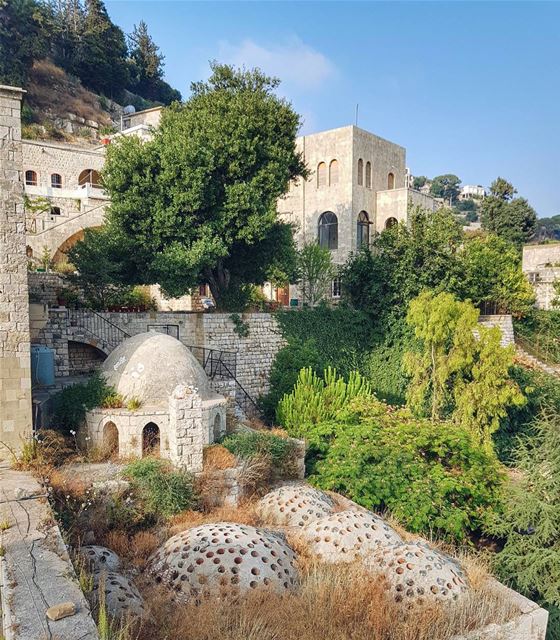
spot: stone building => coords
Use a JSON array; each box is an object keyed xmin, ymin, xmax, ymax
[
  {"xmin": 522, "ymin": 243, "xmax": 560, "ymax": 310},
  {"xmin": 0, "ymin": 86, "xmax": 33, "ymax": 454},
  {"xmin": 84, "ymin": 331, "xmax": 227, "ymax": 471}
]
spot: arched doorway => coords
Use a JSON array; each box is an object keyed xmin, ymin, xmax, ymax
[
  {"xmin": 142, "ymin": 422, "xmax": 160, "ymax": 456},
  {"xmin": 385, "ymin": 217, "xmax": 398, "ymax": 229},
  {"xmin": 212, "ymin": 414, "xmax": 222, "ymax": 442},
  {"xmin": 103, "ymin": 421, "xmax": 119, "ymax": 457}
]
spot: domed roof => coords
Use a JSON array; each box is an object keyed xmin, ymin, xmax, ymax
[{"xmin": 101, "ymin": 332, "xmax": 219, "ymax": 406}]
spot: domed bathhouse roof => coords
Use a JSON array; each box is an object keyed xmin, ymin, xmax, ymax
[{"xmin": 100, "ymin": 332, "xmax": 220, "ymax": 407}]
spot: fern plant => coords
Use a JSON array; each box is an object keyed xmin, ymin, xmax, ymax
[{"xmin": 276, "ymin": 366, "xmax": 372, "ymax": 437}]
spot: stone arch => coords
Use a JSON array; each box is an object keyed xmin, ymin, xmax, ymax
[
  {"xmin": 385, "ymin": 217, "xmax": 398, "ymax": 229},
  {"xmin": 78, "ymin": 169, "xmax": 102, "ymax": 188},
  {"xmin": 103, "ymin": 420, "xmax": 119, "ymax": 457},
  {"xmin": 52, "ymin": 225, "xmax": 103, "ymax": 264},
  {"xmin": 68, "ymin": 340, "xmax": 107, "ymax": 375},
  {"xmin": 142, "ymin": 422, "xmax": 160, "ymax": 456},
  {"xmin": 212, "ymin": 414, "xmax": 222, "ymax": 442}
]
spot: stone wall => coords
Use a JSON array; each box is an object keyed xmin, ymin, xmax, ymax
[
  {"xmin": 68, "ymin": 340, "xmax": 106, "ymax": 375},
  {"xmin": 0, "ymin": 85, "xmax": 33, "ymax": 455},
  {"xmin": 28, "ymin": 271, "xmax": 64, "ymax": 305},
  {"xmin": 522, "ymin": 243, "xmax": 560, "ymax": 271},
  {"xmin": 478, "ymin": 315, "xmax": 515, "ymax": 347}
]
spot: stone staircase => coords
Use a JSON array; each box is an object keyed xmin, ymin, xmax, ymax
[{"xmin": 515, "ymin": 343, "xmax": 560, "ymax": 378}]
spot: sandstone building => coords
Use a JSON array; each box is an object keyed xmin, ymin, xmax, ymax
[{"xmin": 522, "ymin": 243, "xmax": 560, "ymax": 310}]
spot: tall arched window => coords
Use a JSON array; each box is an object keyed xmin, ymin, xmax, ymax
[
  {"xmin": 78, "ymin": 168, "xmax": 101, "ymax": 188},
  {"xmin": 329, "ymin": 159, "xmax": 339, "ymax": 185},
  {"xmin": 317, "ymin": 162, "xmax": 327, "ymax": 188},
  {"xmin": 318, "ymin": 211, "xmax": 338, "ymax": 250},
  {"xmin": 357, "ymin": 159, "xmax": 364, "ymax": 186},
  {"xmin": 365, "ymin": 162, "xmax": 372, "ymax": 188},
  {"xmin": 387, "ymin": 172, "xmax": 395, "ymax": 190},
  {"xmin": 51, "ymin": 173, "xmax": 62, "ymax": 188},
  {"xmin": 357, "ymin": 211, "xmax": 370, "ymax": 248},
  {"xmin": 25, "ymin": 170, "xmax": 37, "ymax": 186}
]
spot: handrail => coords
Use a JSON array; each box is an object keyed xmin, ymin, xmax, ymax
[{"xmin": 67, "ymin": 309, "xmax": 130, "ymax": 350}]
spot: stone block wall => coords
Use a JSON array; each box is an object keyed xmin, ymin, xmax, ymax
[
  {"xmin": 68, "ymin": 340, "xmax": 106, "ymax": 375},
  {"xmin": 27, "ymin": 271, "xmax": 64, "ymax": 305},
  {"xmin": 0, "ymin": 85, "xmax": 32, "ymax": 454}
]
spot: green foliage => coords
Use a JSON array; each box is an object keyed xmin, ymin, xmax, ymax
[
  {"xmin": 404, "ymin": 291, "xmax": 525, "ymax": 445},
  {"xmin": 277, "ymin": 367, "xmax": 372, "ymax": 436},
  {"xmin": 429, "ymin": 174, "xmax": 461, "ymax": 202},
  {"xmin": 230, "ymin": 313, "xmax": 250, "ymax": 337},
  {"xmin": 51, "ymin": 373, "xmax": 114, "ymax": 435},
  {"xmin": 221, "ymin": 430, "xmax": 295, "ymax": 467},
  {"xmin": 456, "ymin": 234, "xmax": 535, "ymax": 317},
  {"xmin": 259, "ymin": 305, "xmax": 375, "ymax": 420},
  {"xmin": 535, "ymin": 215, "xmax": 560, "ymax": 241},
  {"xmin": 102, "ymin": 63, "xmax": 305, "ymax": 309},
  {"xmin": 124, "ymin": 457, "xmax": 196, "ymax": 519},
  {"xmin": 481, "ymin": 178, "xmax": 536, "ymax": 247},
  {"xmin": 412, "ymin": 175, "xmax": 428, "ymax": 190},
  {"xmin": 308, "ymin": 396, "xmax": 504, "ymax": 542},
  {"xmin": 297, "ymin": 241, "xmax": 334, "ymax": 306},
  {"xmin": 341, "ymin": 207, "xmax": 464, "ymax": 322},
  {"xmin": 514, "ymin": 310, "xmax": 560, "ymax": 365},
  {"xmin": 485, "ymin": 409, "xmax": 560, "ymax": 609},
  {"xmin": 0, "ymin": 0, "xmax": 49, "ymax": 86}
]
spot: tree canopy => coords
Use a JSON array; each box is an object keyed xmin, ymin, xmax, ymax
[
  {"xmin": 429, "ymin": 174, "xmax": 461, "ymax": 202},
  {"xmin": 100, "ymin": 63, "xmax": 306, "ymax": 309},
  {"xmin": 480, "ymin": 178, "xmax": 537, "ymax": 247}
]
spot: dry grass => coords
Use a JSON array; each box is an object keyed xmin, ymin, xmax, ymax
[
  {"xmin": 100, "ymin": 530, "xmax": 161, "ymax": 571},
  {"xmin": 133, "ymin": 561, "xmax": 518, "ymax": 640},
  {"xmin": 203, "ymin": 445, "xmax": 237, "ymax": 470},
  {"xmin": 27, "ymin": 60, "xmax": 112, "ymax": 126},
  {"xmin": 168, "ymin": 503, "xmax": 260, "ymax": 536}
]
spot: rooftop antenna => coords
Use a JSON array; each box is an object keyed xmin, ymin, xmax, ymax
[{"xmin": 355, "ymin": 104, "xmax": 359, "ymax": 126}]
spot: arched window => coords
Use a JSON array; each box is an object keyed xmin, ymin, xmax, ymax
[
  {"xmin": 357, "ymin": 159, "xmax": 364, "ymax": 186},
  {"xmin": 317, "ymin": 162, "xmax": 327, "ymax": 188},
  {"xmin": 103, "ymin": 421, "xmax": 119, "ymax": 457},
  {"xmin": 385, "ymin": 217, "xmax": 398, "ymax": 229},
  {"xmin": 329, "ymin": 159, "xmax": 339, "ymax": 185},
  {"xmin": 78, "ymin": 169, "xmax": 101, "ymax": 188},
  {"xmin": 365, "ymin": 162, "xmax": 372, "ymax": 188},
  {"xmin": 213, "ymin": 414, "xmax": 222, "ymax": 442},
  {"xmin": 387, "ymin": 172, "xmax": 395, "ymax": 190},
  {"xmin": 51, "ymin": 173, "xmax": 62, "ymax": 188},
  {"xmin": 318, "ymin": 211, "xmax": 338, "ymax": 250},
  {"xmin": 142, "ymin": 422, "xmax": 160, "ymax": 456},
  {"xmin": 357, "ymin": 211, "xmax": 370, "ymax": 248},
  {"xmin": 25, "ymin": 170, "xmax": 37, "ymax": 186},
  {"xmin": 26, "ymin": 246, "xmax": 33, "ymax": 258}
]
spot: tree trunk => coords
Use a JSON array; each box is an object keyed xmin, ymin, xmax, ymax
[{"xmin": 203, "ymin": 262, "xmax": 230, "ymax": 310}]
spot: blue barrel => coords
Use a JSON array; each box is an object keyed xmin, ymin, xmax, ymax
[{"xmin": 31, "ymin": 345, "xmax": 55, "ymax": 387}]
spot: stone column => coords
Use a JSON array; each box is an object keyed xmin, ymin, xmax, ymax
[{"xmin": 0, "ymin": 85, "xmax": 32, "ymax": 456}]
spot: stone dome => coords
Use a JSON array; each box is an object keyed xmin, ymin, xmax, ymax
[
  {"xmin": 101, "ymin": 332, "xmax": 219, "ymax": 406},
  {"xmin": 368, "ymin": 542, "xmax": 469, "ymax": 609},
  {"xmin": 92, "ymin": 571, "xmax": 145, "ymax": 619},
  {"xmin": 256, "ymin": 484, "xmax": 336, "ymax": 527},
  {"xmin": 148, "ymin": 522, "xmax": 298, "ymax": 601},
  {"xmin": 77, "ymin": 545, "xmax": 121, "ymax": 572},
  {"xmin": 298, "ymin": 510, "xmax": 403, "ymax": 563}
]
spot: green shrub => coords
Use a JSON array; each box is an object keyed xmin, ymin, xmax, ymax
[
  {"xmin": 514, "ymin": 310, "xmax": 560, "ymax": 365},
  {"xmin": 221, "ymin": 430, "xmax": 295, "ymax": 468},
  {"xmin": 124, "ymin": 458, "xmax": 196, "ymax": 519},
  {"xmin": 307, "ymin": 396, "xmax": 504, "ymax": 542},
  {"xmin": 277, "ymin": 367, "xmax": 373, "ymax": 436},
  {"xmin": 485, "ymin": 409, "xmax": 560, "ymax": 614},
  {"xmin": 51, "ymin": 374, "xmax": 114, "ymax": 435}
]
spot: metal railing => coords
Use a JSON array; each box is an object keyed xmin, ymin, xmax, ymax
[{"xmin": 67, "ymin": 309, "xmax": 130, "ymax": 351}]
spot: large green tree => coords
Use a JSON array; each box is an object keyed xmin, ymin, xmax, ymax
[
  {"xmin": 481, "ymin": 177, "xmax": 537, "ymax": 247},
  {"xmin": 429, "ymin": 174, "xmax": 461, "ymax": 202},
  {"xmin": 297, "ymin": 241, "xmax": 334, "ymax": 307},
  {"xmin": 0, "ymin": 0, "xmax": 49, "ymax": 85},
  {"xmin": 404, "ymin": 290, "xmax": 525, "ymax": 446},
  {"xmin": 102, "ymin": 63, "xmax": 306, "ymax": 309}
]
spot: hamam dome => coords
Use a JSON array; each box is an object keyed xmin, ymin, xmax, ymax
[{"xmin": 101, "ymin": 332, "xmax": 219, "ymax": 406}]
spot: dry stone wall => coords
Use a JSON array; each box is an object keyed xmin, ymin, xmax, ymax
[{"xmin": 0, "ymin": 85, "xmax": 32, "ymax": 454}]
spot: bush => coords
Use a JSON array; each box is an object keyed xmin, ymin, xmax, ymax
[
  {"xmin": 221, "ymin": 430, "xmax": 295, "ymax": 469},
  {"xmin": 306, "ymin": 396, "xmax": 504, "ymax": 542},
  {"xmin": 277, "ymin": 367, "xmax": 372, "ymax": 436},
  {"xmin": 51, "ymin": 374, "xmax": 114, "ymax": 435},
  {"xmin": 514, "ymin": 310, "xmax": 560, "ymax": 365},
  {"xmin": 124, "ymin": 458, "xmax": 196, "ymax": 519},
  {"xmin": 485, "ymin": 409, "xmax": 560, "ymax": 616}
]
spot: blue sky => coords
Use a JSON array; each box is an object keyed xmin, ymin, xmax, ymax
[{"xmin": 106, "ymin": 1, "xmax": 559, "ymax": 217}]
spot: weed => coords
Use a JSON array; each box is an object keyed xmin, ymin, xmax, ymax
[
  {"xmin": 0, "ymin": 519, "xmax": 11, "ymax": 532},
  {"xmin": 126, "ymin": 397, "xmax": 142, "ymax": 411},
  {"xmin": 101, "ymin": 393, "xmax": 125, "ymax": 409}
]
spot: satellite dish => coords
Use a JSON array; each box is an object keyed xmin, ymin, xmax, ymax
[{"xmin": 123, "ymin": 105, "xmax": 136, "ymax": 115}]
